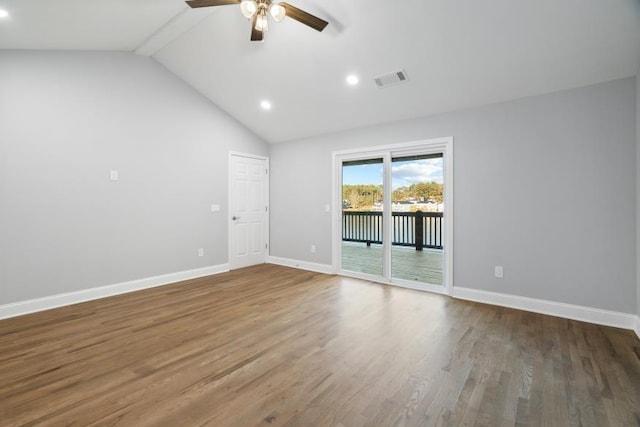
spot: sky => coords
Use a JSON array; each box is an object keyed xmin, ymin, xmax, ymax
[{"xmin": 343, "ymin": 158, "xmax": 443, "ymax": 188}]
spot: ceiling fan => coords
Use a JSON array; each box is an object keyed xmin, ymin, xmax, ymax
[{"xmin": 185, "ymin": 0, "xmax": 328, "ymax": 41}]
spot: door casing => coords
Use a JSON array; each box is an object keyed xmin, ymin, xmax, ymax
[
  {"xmin": 331, "ymin": 137, "xmax": 454, "ymax": 295},
  {"xmin": 228, "ymin": 151, "xmax": 270, "ymax": 270}
]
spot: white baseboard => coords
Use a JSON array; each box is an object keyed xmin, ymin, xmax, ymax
[
  {"xmin": 0, "ymin": 264, "xmax": 229, "ymax": 321},
  {"xmin": 453, "ymin": 286, "xmax": 638, "ymax": 332},
  {"xmin": 268, "ymin": 256, "xmax": 333, "ymax": 275},
  {"xmin": 635, "ymin": 316, "xmax": 640, "ymax": 340}
]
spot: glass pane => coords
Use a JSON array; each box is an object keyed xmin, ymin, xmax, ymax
[
  {"xmin": 341, "ymin": 158, "xmax": 384, "ymax": 277},
  {"xmin": 391, "ymin": 154, "xmax": 444, "ymax": 285}
]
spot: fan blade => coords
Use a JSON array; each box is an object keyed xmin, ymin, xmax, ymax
[
  {"xmin": 186, "ymin": 0, "xmax": 240, "ymax": 8},
  {"xmin": 280, "ymin": 2, "xmax": 328, "ymax": 32},
  {"xmin": 250, "ymin": 14, "xmax": 264, "ymax": 41}
]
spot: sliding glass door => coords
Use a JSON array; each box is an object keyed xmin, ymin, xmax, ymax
[
  {"xmin": 390, "ymin": 154, "xmax": 444, "ymax": 286},
  {"xmin": 341, "ymin": 157, "xmax": 385, "ymax": 278},
  {"xmin": 335, "ymin": 139, "xmax": 452, "ymax": 293}
]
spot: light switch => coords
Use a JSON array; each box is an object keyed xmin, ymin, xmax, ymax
[
  {"xmin": 210, "ymin": 204, "xmax": 221, "ymax": 212},
  {"xmin": 324, "ymin": 204, "xmax": 331, "ymax": 213},
  {"xmin": 110, "ymin": 170, "xmax": 119, "ymax": 181}
]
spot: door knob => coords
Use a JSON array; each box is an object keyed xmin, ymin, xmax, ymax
[{"xmin": 232, "ymin": 216, "xmax": 241, "ymax": 220}]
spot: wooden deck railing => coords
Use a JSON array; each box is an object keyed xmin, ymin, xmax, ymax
[{"xmin": 342, "ymin": 211, "xmax": 443, "ymax": 250}]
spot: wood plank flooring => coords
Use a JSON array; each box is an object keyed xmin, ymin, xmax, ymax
[{"xmin": 1, "ymin": 264, "xmax": 639, "ymax": 426}]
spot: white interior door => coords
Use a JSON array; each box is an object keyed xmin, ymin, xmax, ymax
[{"xmin": 229, "ymin": 154, "xmax": 268, "ymax": 269}]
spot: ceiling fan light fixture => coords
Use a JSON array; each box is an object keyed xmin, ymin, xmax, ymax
[
  {"xmin": 185, "ymin": 0, "xmax": 328, "ymax": 42},
  {"xmin": 269, "ymin": 4, "xmax": 286, "ymax": 22},
  {"xmin": 240, "ymin": 0, "xmax": 257, "ymax": 18},
  {"xmin": 255, "ymin": 11, "xmax": 269, "ymax": 31}
]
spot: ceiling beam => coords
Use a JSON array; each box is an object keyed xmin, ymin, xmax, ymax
[{"xmin": 135, "ymin": 7, "xmax": 218, "ymax": 57}]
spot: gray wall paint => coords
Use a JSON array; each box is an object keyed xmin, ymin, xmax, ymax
[
  {"xmin": 637, "ymin": 75, "xmax": 640, "ymax": 318},
  {"xmin": 0, "ymin": 51, "xmax": 268, "ymax": 305},
  {"xmin": 270, "ymin": 77, "xmax": 636, "ymax": 314}
]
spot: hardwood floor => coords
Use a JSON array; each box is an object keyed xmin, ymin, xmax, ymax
[{"xmin": 1, "ymin": 264, "xmax": 639, "ymax": 426}]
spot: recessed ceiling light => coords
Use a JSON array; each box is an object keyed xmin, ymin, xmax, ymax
[
  {"xmin": 260, "ymin": 100, "xmax": 272, "ymax": 110},
  {"xmin": 346, "ymin": 74, "xmax": 359, "ymax": 86},
  {"xmin": 0, "ymin": 9, "xmax": 9, "ymax": 19}
]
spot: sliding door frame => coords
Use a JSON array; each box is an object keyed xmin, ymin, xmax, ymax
[{"xmin": 331, "ymin": 137, "xmax": 454, "ymax": 295}]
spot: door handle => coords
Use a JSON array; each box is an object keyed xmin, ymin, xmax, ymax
[{"xmin": 232, "ymin": 216, "xmax": 241, "ymax": 220}]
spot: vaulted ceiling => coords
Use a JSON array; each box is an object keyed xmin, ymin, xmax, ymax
[{"xmin": 1, "ymin": 0, "xmax": 639, "ymax": 142}]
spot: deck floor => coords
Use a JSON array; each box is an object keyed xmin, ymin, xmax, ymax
[{"xmin": 341, "ymin": 241, "xmax": 443, "ymax": 285}]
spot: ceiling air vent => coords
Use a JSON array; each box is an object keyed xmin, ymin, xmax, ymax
[{"xmin": 374, "ymin": 69, "xmax": 409, "ymax": 88}]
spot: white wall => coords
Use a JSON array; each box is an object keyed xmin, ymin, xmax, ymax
[
  {"xmin": 0, "ymin": 51, "xmax": 267, "ymax": 305},
  {"xmin": 270, "ymin": 77, "xmax": 636, "ymax": 314}
]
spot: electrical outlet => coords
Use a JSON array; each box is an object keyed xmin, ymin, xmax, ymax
[
  {"xmin": 495, "ymin": 266, "xmax": 504, "ymax": 278},
  {"xmin": 198, "ymin": 248, "xmax": 204, "ymax": 257},
  {"xmin": 311, "ymin": 245, "xmax": 316, "ymax": 253},
  {"xmin": 210, "ymin": 204, "xmax": 220, "ymax": 212},
  {"xmin": 109, "ymin": 170, "xmax": 119, "ymax": 181}
]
